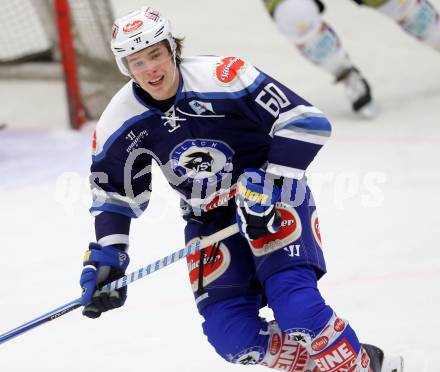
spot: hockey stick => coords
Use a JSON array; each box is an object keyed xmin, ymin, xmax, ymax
[{"xmin": 0, "ymin": 223, "xmax": 239, "ymax": 346}]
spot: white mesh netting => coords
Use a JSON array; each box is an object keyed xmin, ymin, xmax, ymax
[{"xmin": 0, "ymin": 0, "xmax": 127, "ymax": 120}]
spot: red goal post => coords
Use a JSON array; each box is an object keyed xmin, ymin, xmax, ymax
[{"xmin": 0, "ymin": 0, "xmax": 127, "ymax": 129}]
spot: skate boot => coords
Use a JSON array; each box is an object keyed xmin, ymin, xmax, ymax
[
  {"xmin": 336, "ymin": 67, "xmax": 379, "ymax": 119},
  {"xmin": 362, "ymin": 343, "xmax": 404, "ymax": 372}
]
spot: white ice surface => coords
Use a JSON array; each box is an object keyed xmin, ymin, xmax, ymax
[{"xmin": 0, "ymin": 0, "xmax": 439, "ymax": 371}]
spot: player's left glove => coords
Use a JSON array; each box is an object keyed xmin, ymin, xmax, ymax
[
  {"xmin": 235, "ymin": 168, "xmax": 282, "ymax": 240},
  {"xmin": 80, "ymin": 243, "xmax": 130, "ymax": 319}
]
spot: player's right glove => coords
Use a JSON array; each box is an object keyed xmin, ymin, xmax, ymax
[
  {"xmin": 235, "ymin": 168, "xmax": 282, "ymax": 241},
  {"xmin": 80, "ymin": 243, "xmax": 130, "ymax": 319}
]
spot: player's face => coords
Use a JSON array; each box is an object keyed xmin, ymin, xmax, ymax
[{"xmin": 126, "ymin": 42, "xmax": 179, "ymax": 100}]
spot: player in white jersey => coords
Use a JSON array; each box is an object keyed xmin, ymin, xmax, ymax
[
  {"xmin": 78, "ymin": 6, "xmax": 404, "ymax": 372},
  {"xmin": 264, "ymin": 0, "xmax": 440, "ymax": 117}
]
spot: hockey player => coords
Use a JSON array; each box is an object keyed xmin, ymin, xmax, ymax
[
  {"xmin": 79, "ymin": 6, "xmax": 403, "ymax": 372},
  {"xmin": 353, "ymin": 0, "xmax": 440, "ymax": 50},
  {"xmin": 264, "ymin": 0, "xmax": 440, "ymax": 117}
]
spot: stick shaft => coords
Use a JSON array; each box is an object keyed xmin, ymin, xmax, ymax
[
  {"xmin": 0, "ymin": 299, "xmax": 82, "ymax": 346},
  {"xmin": 0, "ymin": 223, "xmax": 239, "ymax": 346},
  {"xmin": 104, "ymin": 223, "xmax": 239, "ymax": 291}
]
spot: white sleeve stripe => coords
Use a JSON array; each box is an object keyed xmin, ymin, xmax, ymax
[
  {"xmin": 98, "ymin": 234, "xmax": 130, "ymax": 248},
  {"xmin": 266, "ymin": 163, "xmax": 305, "ymax": 180},
  {"xmin": 270, "ymin": 105, "xmax": 324, "ymax": 135},
  {"xmin": 92, "ymin": 189, "xmax": 151, "ymax": 207},
  {"xmin": 285, "ymin": 105, "xmax": 323, "ymax": 117},
  {"xmin": 274, "ymin": 129, "xmax": 328, "ymax": 145}
]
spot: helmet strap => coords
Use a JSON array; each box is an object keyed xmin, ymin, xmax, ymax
[{"xmin": 171, "ymin": 50, "xmax": 178, "ymax": 85}]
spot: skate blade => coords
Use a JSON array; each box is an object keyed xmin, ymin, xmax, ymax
[
  {"xmin": 356, "ymin": 100, "xmax": 381, "ymax": 119},
  {"xmin": 382, "ymin": 355, "xmax": 404, "ymax": 372}
]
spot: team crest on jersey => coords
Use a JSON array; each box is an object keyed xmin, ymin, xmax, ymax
[
  {"xmin": 249, "ymin": 202, "xmax": 302, "ymax": 257},
  {"xmin": 311, "ymin": 210, "xmax": 322, "ymax": 249},
  {"xmin": 186, "ymin": 242, "xmax": 231, "ymax": 292},
  {"xmin": 214, "ymin": 57, "xmax": 246, "ymax": 86},
  {"xmin": 170, "ymin": 139, "xmax": 234, "ymax": 185}
]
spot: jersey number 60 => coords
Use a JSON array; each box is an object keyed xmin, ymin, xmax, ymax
[{"xmin": 255, "ymin": 83, "xmax": 290, "ymax": 117}]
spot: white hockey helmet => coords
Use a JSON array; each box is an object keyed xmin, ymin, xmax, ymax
[{"xmin": 111, "ymin": 6, "xmax": 176, "ymax": 76}]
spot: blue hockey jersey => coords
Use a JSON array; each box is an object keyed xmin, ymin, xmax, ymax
[{"xmin": 90, "ymin": 55, "xmax": 331, "ymax": 246}]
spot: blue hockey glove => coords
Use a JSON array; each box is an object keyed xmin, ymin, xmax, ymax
[
  {"xmin": 235, "ymin": 168, "xmax": 282, "ymax": 240},
  {"xmin": 80, "ymin": 243, "xmax": 130, "ymax": 319}
]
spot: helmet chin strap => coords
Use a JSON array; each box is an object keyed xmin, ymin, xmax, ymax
[
  {"xmin": 171, "ymin": 50, "xmax": 178, "ymax": 85},
  {"xmin": 132, "ymin": 75, "xmax": 140, "ymax": 87}
]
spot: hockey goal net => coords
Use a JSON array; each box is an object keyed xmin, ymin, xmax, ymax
[{"xmin": 0, "ymin": 0, "xmax": 127, "ymax": 129}]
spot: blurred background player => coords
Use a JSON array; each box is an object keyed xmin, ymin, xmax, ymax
[{"xmin": 264, "ymin": 0, "xmax": 440, "ymax": 117}]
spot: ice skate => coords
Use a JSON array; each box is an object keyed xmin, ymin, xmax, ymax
[
  {"xmin": 362, "ymin": 343, "xmax": 404, "ymax": 372},
  {"xmin": 336, "ymin": 67, "xmax": 380, "ymax": 119}
]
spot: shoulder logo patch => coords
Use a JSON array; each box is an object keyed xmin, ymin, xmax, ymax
[
  {"xmin": 214, "ymin": 57, "xmax": 246, "ymax": 86},
  {"xmin": 189, "ymin": 100, "xmax": 215, "ymax": 115}
]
